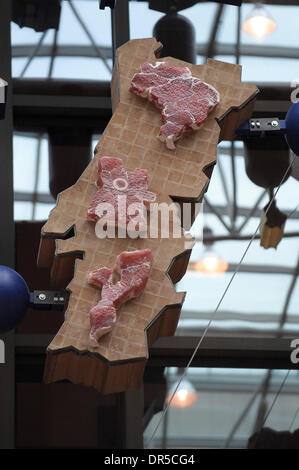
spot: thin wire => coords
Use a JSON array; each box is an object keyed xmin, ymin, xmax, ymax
[
  {"xmin": 262, "ymin": 370, "xmax": 290, "ymax": 427},
  {"xmin": 146, "ymin": 153, "xmax": 297, "ymax": 449}
]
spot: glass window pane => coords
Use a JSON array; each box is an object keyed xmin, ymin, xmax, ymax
[
  {"xmin": 14, "ymin": 201, "xmax": 33, "ymax": 220},
  {"xmin": 13, "ymin": 135, "xmax": 37, "ymax": 193},
  {"xmin": 37, "ymin": 136, "xmax": 50, "ymax": 194},
  {"xmin": 177, "ymin": 272, "xmax": 290, "ymax": 316},
  {"xmin": 21, "ymin": 57, "xmax": 51, "ymax": 78},
  {"xmin": 52, "ymin": 56, "xmax": 112, "ymax": 80},
  {"xmin": 34, "ymin": 203, "xmax": 55, "ymax": 221}
]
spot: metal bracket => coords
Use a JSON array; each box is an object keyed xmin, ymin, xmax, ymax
[
  {"xmin": 249, "ymin": 118, "xmax": 280, "ymax": 132},
  {"xmin": 99, "ymin": 0, "xmax": 116, "ymax": 9},
  {"xmin": 29, "ymin": 290, "xmax": 66, "ymax": 310},
  {"xmin": 236, "ymin": 117, "xmax": 287, "ymax": 137}
]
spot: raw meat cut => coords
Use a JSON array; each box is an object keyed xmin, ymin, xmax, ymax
[
  {"xmin": 130, "ymin": 61, "xmax": 220, "ymax": 149},
  {"xmin": 87, "ymin": 156, "xmax": 156, "ymax": 233},
  {"xmin": 88, "ymin": 248, "xmax": 153, "ymax": 347}
]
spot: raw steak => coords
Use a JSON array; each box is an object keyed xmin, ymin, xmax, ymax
[
  {"xmin": 87, "ymin": 156, "xmax": 156, "ymax": 232},
  {"xmin": 130, "ymin": 61, "xmax": 220, "ymax": 149},
  {"xmin": 88, "ymin": 248, "xmax": 153, "ymax": 347}
]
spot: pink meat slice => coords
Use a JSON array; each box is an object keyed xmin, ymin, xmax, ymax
[
  {"xmin": 87, "ymin": 156, "xmax": 156, "ymax": 230},
  {"xmin": 130, "ymin": 61, "xmax": 220, "ymax": 150},
  {"xmin": 88, "ymin": 248, "xmax": 153, "ymax": 347}
]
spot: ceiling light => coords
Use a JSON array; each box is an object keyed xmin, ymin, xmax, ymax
[
  {"xmin": 194, "ymin": 250, "xmax": 229, "ymax": 275},
  {"xmin": 189, "ymin": 227, "xmax": 229, "ymax": 275},
  {"xmin": 242, "ymin": 3, "xmax": 277, "ymax": 40},
  {"xmin": 166, "ymin": 378, "xmax": 197, "ymax": 409}
]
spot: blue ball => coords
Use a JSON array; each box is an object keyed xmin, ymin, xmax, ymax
[
  {"xmin": 285, "ymin": 102, "xmax": 299, "ymax": 156},
  {"xmin": 0, "ymin": 266, "xmax": 29, "ymax": 333}
]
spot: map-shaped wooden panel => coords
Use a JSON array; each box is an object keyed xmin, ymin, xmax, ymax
[{"xmin": 38, "ymin": 38, "xmax": 258, "ymax": 394}]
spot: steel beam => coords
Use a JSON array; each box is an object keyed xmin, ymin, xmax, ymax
[
  {"xmin": 111, "ymin": 0, "xmax": 130, "ymax": 63},
  {"xmin": 0, "ymin": 0, "xmax": 15, "ymax": 449},
  {"xmin": 148, "ymin": 336, "xmax": 296, "ymax": 370},
  {"xmin": 12, "ymin": 42, "xmax": 299, "ymax": 61}
]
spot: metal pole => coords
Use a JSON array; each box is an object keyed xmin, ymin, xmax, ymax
[
  {"xmin": 69, "ymin": 0, "xmax": 112, "ymax": 73},
  {"xmin": 119, "ymin": 387, "xmax": 144, "ymax": 449},
  {"xmin": 0, "ymin": 0, "xmax": 15, "ymax": 449},
  {"xmin": 111, "ymin": 0, "xmax": 130, "ymax": 64}
]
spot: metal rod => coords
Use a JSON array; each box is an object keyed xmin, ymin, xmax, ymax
[
  {"xmin": 68, "ymin": 0, "xmax": 112, "ymax": 73},
  {"xmin": 236, "ymin": 189, "xmax": 267, "ymax": 233},
  {"xmin": 235, "ymin": 5, "xmax": 241, "ymax": 66},
  {"xmin": 111, "ymin": 0, "xmax": 130, "ymax": 64},
  {"xmin": 205, "ymin": 4, "xmax": 225, "ymax": 60},
  {"xmin": 204, "ymin": 197, "xmax": 231, "ymax": 232},
  {"xmin": 48, "ymin": 28, "xmax": 58, "ymax": 79},
  {"xmin": 20, "ymin": 31, "xmax": 47, "ymax": 78}
]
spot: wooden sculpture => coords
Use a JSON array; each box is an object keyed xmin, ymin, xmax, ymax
[{"xmin": 38, "ymin": 38, "xmax": 258, "ymax": 394}]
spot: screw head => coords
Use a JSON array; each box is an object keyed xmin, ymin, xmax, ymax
[
  {"xmin": 271, "ymin": 120, "xmax": 279, "ymax": 127},
  {"xmin": 38, "ymin": 293, "xmax": 46, "ymax": 301}
]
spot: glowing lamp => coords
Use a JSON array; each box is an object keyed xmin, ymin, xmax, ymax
[
  {"xmin": 194, "ymin": 250, "xmax": 228, "ymax": 274},
  {"xmin": 166, "ymin": 379, "xmax": 197, "ymax": 409},
  {"xmin": 242, "ymin": 3, "xmax": 277, "ymax": 39}
]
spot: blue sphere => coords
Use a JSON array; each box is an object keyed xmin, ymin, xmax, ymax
[
  {"xmin": 285, "ymin": 101, "xmax": 299, "ymax": 156},
  {"xmin": 0, "ymin": 266, "xmax": 29, "ymax": 333}
]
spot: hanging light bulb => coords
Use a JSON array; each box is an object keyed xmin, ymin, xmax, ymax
[
  {"xmin": 188, "ymin": 227, "xmax": 228, "ymax": 275},
  {"xmin": 166, "ymin": 378, "xmax": 197, "ymax": 409},
  {"xmin": 242, "ymin": 3, "xmax": 277, "ymax": 40},
  {"xmin": 194, "ymin": 249, "xmax": 228, "ymax": 274}
]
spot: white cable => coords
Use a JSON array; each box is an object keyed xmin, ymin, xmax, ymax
[{"xmin": 146, "ymin": 152, "xmax": 297, "ymax": 449}]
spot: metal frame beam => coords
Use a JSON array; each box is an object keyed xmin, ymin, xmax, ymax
[
  {"xmin": 0, "ymin": 0, "xmax": 15, "ymax": 449},
  {"xmin": 12, "ymin": 42, "xmax": 299, "ymax": 61}
]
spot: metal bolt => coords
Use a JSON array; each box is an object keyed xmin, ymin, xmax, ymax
[
  {"xmin": 271, "ymin": 120, "xmax": 279, "ymax": 127},
  {"xmin": 38, "ymin": 293, "xmax": 46, "ymax": 301},
  {"xmin": 59, "ymin": 297, "xmax": 65, "ymax": 302}
]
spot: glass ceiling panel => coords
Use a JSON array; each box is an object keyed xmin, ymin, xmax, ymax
[
  {"xmin": 129, "ymin": 2, "xmax": 164, "ymax": 40},
  {"xmin": 58, "ymin": 0, "xmax": 93, "ymax": 45},
  {"xmin": 240, "ymin": 56, "xmax": 299, "ymax": 83},
  {"xmin": 14, "ymin": 201, "xmax": 33, "ymax": 221},
  {"xmin": 13, "ymin": 135, "xmax": 37, "ymax": 193},
  {"xmin": 37, "ymin": 137, "xmax": 51, "ymax": 194},
  {"xmin": 144, "ymin": 368, "xmax": 299, "ymax": 449},
  {"xmin": 11, "ymin": 0, "xmax": 112, "ymax": 80},
  {"xmin": 11, "ymin": 23, "xmax": 54, "ymax": 45},
  {"xmin": 34, "ymin": 203, "xmax": 55, "ymax": 221},
  {"xmin": 177, "ymin": 272, "xmax": 290, "ymax": 315},
  {"xmin": 52, "ymin": 57, "xmax": 112, "ymax": 80}
]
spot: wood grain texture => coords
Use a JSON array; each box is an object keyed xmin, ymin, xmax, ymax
[{"xmin": 38, "ymin": 38, "xmax": 258, "ymax": 394}]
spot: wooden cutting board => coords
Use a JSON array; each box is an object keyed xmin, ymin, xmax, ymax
[{"xmin": 38, "ymin": 38, "xmax": 258, "ymax": 394}]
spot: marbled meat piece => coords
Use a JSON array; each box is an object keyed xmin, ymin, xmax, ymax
[
  {"xmin": 87, "ymin": 156, "xmax": 156, "ymax": 231},
  {"xmin": 88, "ymin": 248, "xmax": 153, "ymax": 347},
  {"xmin": 130, "ymin": 61, "xmax": 220, "ymax": 150}
]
